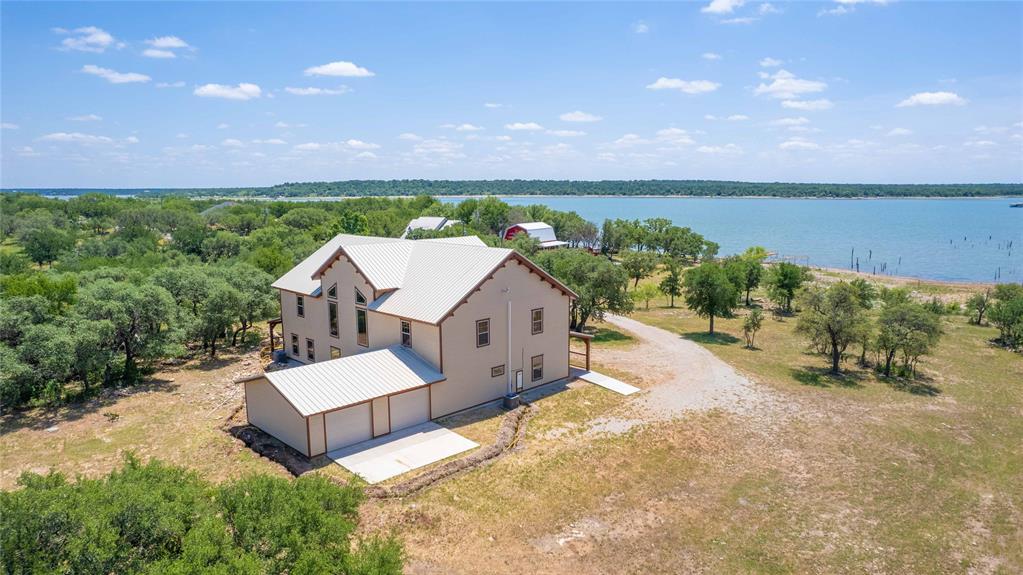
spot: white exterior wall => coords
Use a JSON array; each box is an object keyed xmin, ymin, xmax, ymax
[
  {"xmin": 245, "ymin": 378, "xmax": 309, "ymax": 456},
  {"xmin": 432, "ymin": 259, "xmax": 571, "ymax": 417},
  {"xmin": 308, "ymin": 413, "xmax": 325, "ymax": 456},
  {"xmin": 280, "ymin": 290, "xmax": 330, "ymax": 364}
]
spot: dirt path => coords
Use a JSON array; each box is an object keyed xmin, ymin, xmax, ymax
[{"xmin": 587, "ymin": 315, "xmax": 789, "ymax": 435}]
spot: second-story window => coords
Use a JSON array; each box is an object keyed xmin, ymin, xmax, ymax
[
  {"xmin": 328, "ymin": 302, "xmax": 339, "ymax": 337},
  {"xmin": 355, "ymin": 288, "xmax": 367, "ymax": 305},
  {"xmin": 401, "ymin": 320, "xmax": 411, "ymax": 347},
  {"xmin": 356, "ymin": 309, "xmax": 368, "ymax": 347},
  {"xmin": 296, "ymin": 295, "xmax": 305, "ymax": 317},
  {"xmin": 476, "ymin": 319, "xmax": 490, "ymax": 347},
  {"xmin": 327, "ymin": 283, "xmax": 337, "ymax": 299},
  {"xmin": 531, "ymin": 308, "xmax": 544, "ymax": 335}
]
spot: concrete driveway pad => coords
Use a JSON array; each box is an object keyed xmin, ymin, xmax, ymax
[{"xmin": 328, "ymin": 422, "xmax": 478, "ymax": 484}]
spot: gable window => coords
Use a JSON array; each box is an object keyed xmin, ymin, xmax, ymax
[
  {"xmin": 328, "ymin": 302, "xmax": 339, "ymax": 337},
  {"xmin": 401, "ymin": 320, "xmax": 412, "ymax": 347},
  {"xmin": 330, "ymin": 346, "xmax": 341, "ymax": 359},
  {"xmin": 531, "ymin": 354, "xmax": 543, "ymax": 382},
  {"xmin": 531, "ymin": 308, "xmax": 544, "ymax": 335},
  {"xmin": 306, "ymin": 339, "xmax": 315, "ymax": 362},
  {"xmin": 291, "ymin": 333, "xmax": 299, "ymax": 355},
  {"xmin": 327, "ymin": 283, "xmax": 337, "ymax": 299},
  {"xmin": 491, "ymin": 364, "xmax": 505, "ymax": 378},
  {"xmin": 355, "ymin": 288, "xmax": 367, "ymax": 305},
  {"xmin": 476, "ymin": 319, "xmax": 490, "ymax": 348},
  {"xmin": 356, "ymin": 309, "xmax": 369, "ymax": 347},
  {"xmin": 296, "ymin": 295, "xmax": 305, "ymax": 318}
]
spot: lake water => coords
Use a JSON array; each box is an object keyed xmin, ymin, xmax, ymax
[{"xmin": 441, "ymin": 196, "xmax": 1022, "ymax": 284}]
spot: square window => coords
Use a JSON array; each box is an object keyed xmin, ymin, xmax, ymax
[
  {"xmin": 291, "ymin": 334, "xmax": 299, "ymax": 355},
  {"xmin": 531, "ymin": 308, "xmax": 544, "ymax": 335},
  {"xmin": 476, "ymin": 319, "xmax": 490, "ymax": 348},
  {"xmin": 296, "ymin": 295, "xmax": 304, "ymax": 318},
  {"xmin": 491, "ymin": 364, "xmax": 505, "ymax": 378},
  {"xmin": 531, "ymin": 355, "xmax": 543, "ymax": 382},
  {"xmin": 306, "ymin": 339, "xmax": 315, "ymax": 362},
  {"xmin": 401, "ymin": 320, "xmax": 411, "ymax": 347},
  {"xmin": 330, "ymin": 346, "xmax": 341, "ymax": 359}
]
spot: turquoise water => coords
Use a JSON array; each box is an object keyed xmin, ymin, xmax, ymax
[{"xmin": 441, "ymin": 197, "xmax": 1022, "ymax": 283}]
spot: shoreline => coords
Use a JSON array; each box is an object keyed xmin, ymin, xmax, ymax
[{"xmin": 809, "ymin": 265, "xmax": 996, "ymax": 289}]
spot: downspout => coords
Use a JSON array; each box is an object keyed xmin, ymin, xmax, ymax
[{"xmin": 503, "ymin": 291, "xmax": 520, "ymax": 408}]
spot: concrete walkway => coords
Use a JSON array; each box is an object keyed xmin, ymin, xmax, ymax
[
  {"xmin": 328, "ymin": 422, "xmax": 478, "ymax": 484},
  {"xmin": 572, "ymin": 368, "xmax": 640, "ymax": 395}
]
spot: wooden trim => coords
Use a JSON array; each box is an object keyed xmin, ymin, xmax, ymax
[
  {"xmin": 322, "ymin": 414, "xmax": 328, "ymax": 451},
  {"xmin": 428, "ymin": 384, "xmax": 433, "ymax": 420},
  {"xmin": 305, "ymin": 416, "xmax": 312, "ymax": 457},
  {"xmin": 438, "ymin": 323, "xmax": 444, "ymax": 372},
  {"xmin": 370, "ymin": 400, "xmax": 376, "ymax": 437},
  {"xmin": 386, "ymin": 396, "xmax": 392, "ymax": 434}
]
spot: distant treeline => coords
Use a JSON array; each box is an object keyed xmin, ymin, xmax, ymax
[{"xmin": 7, "ymin": 180, "xmax": 1023, "ymax": 198}]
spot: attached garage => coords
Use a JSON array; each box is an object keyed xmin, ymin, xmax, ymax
[
  {"xmin": 325, "ymin": 403, "xmax": 373, "ymax": 451},
  {"xmin": 242, "ymin": 345, "xmax": 445, "ymax": 457}
]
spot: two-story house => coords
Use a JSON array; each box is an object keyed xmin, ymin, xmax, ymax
[{"xmin": 239, "ymin": 234, "xmax": 576, "ymax": 457}]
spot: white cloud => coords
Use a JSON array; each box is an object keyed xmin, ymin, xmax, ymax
[
  {"xmin": 216, "ymin": 123, "xmax": 230, "ymax": 129},
  {"xmin": 779, "ymin": 138, "xmax": 820, "ymax": 150},
  {"xmin": 294, "ymin": 142, "xmax": 322, "ymax": 151},
  {"xmin": 124, "ymin": 136, "xmax": 139, "ymax": 144},
  {"xmin": 284, "ymin": 86, "xmax": 351, "ymax": 96},
  {"xmin": 156, "ymin": 81, "xmax": 186, "ymax": 88},
  {"xmin": 886, "ymin": 128, "xmax": 913, "ymax": 137},
  {"xmin": 146, "ymin": 36, "xmax": 189, "ymax": 49},
  {"xmin": 782, "ymin": 98, "xmax": 834, "ymax": 110},
  {"xmin": 442, "ymin": 123, "xmax": 485, "ymax": 132},
  {"xmin": 398, "ymin": 132, "xmax": 423, "ymax": 141},
  {"xmin": 252, "ymin": 138, "xmax": 287, "ymax": 145},
  {"xmin": 56, "ymin": 26, "xmax": 118, "ymax": 53},
  {"xmin": 974, "ymin": 125, "xmax": 1009, "ymax": 134},
  {"xmin": 345, "ymin": 139, "xmax": 380, "ymax": 150},
  {"xmin": 221, "ymin": 138, "xmax": 245, "ymax": 147},
  {"xmin": 770, "ymin": 116, "xmax": 810, "ymax": 126},
  {"xmin": 505, "ymin": 122, "xmax": 545, "ymax": 131},
  {"xmin": 646, "ymin": 77, "xmax": 720, "ymax": 94},
  {"xmin": 759, "ymin": 3, "xmax": 781, "ymax": 14},
  {"xmin": 610, "ymin": 134, "xmax": 649, "ymax": 148},
  {"xmin": 142, "ymin": 49, "xmax": 176, "ymax": 59},
  {"xmin": 68, "ymin": 114, "xmax": 102, "ymax": 122},
  {"xmin": 412, "ymin": 139, "xmax": 466, "ymax": 161},
  {"xmin": 702, "ymin": 0, "xmax": 745, "ymax": 14},
  {"xmin": 547, "ymin": 129, "xmax": 586, "ymax": 137},
  {"xmin": 560, "ymin": 110, "xmax": 603, "ymax": 122},
  {"xmin": 754, "ymin": 69, "xmax": 826, "ymax": 99},
  {"xmin": 275, "ymin": 121, "xmax": 306, "ymax": 129},
  {"xmin": 632, "ymin": 21, "xmax": 649, "ymax": 34},
  {"xmin": 964, "ymin": 139, "xmax": 997, "ymax": 148},
  {"xmin": 355, "ymin": 151, "xmax": 378, "ymax": 159},
  {"xmin": 721, "ymin": 17, "xmax": 757, "ymax": 24},
  {"xmin": 484, "ymin": 102, "xmax": 503, "ymax": 108},
  {"xmin": 1, "ymin": 123, "xmax": 19, "ymax": 130},
  {"xmin": 81, "ymin": 65, "xmax": 150, "ymax": 84},
  {"xmin": 727, "ymin": 114, "xmax": 750, "ymax": 121},
  {"xmin": 494, "ymin": 135, "xmax": 512, "ymax": 141},
  {"xmin": 896, "ymin": 91, "xmax": 967, "ymax": 107},
  {"xmin": 15, "ymin": 146, "xmax": 39, "ymax": 157},
  {"xmin": 759, "ymin": 57, "xmax": 783, "ymax": 67},
  {"xmin": 702, "ymin": 52, "xmax": 723, "ymax": 61},
  {"xmin": 304, "ymin": 60, "xmax": 375, "ymax": 77},
  {"xmin": 697, "ymin": 143, "xmax": 743, "ymax": 155},
  {"xmin": 194, "ymin": 83, "xmax": 261, "ymax": 100},
  {"xmin": 656, "ymin": 128, "xmax": 695, "ymax": 145},
  {"xmin": 38, "ymin": 132, "xmax": 114, "ymax": 145}
]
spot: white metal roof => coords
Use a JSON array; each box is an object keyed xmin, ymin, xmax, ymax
[
  {"xmin": 263, "ymin": 345, "xmax": 445, "ymax": 416},
  {"xmin": 273, "ymin": 233, "xmax": 574, "ymax": 323},
  {"xmin": 510, "ymin": 222, "xmax": 558, "ymax": 243},
  {"xmin": 400, "ymin": 216, "xmax": 459, "ymax": 238},
  {"xmin": 271, "ymin": 234, "xmax": 396, "ymax": 296}
]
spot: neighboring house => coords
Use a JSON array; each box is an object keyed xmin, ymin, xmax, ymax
[
  {"xmin": 503, "ymin": 222, "xmax": 568, "ymax": 249},
  {"xmin": 400, "ymin": 216, "xmax": 460, "ymax": 238},
  {"xmin": 240, "ymin": 234, "xmax": 577, "ymax": 457}
]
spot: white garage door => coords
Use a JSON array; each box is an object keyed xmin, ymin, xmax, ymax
[
  {"xmin": 389, "ymin": 387, "xmax": 431, "ymax": 433},
  {"xmin": 325, "ymin": 403, "xmax": 373, "ymax": 452}
]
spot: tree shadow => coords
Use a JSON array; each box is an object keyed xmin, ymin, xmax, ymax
[
  {"xmin": 790, "ymin": 366, "xmax": 864, "ymax": 389},
  {"xmin": 682, "ymin": 331, "xmax": 740, "ymax": 346},
  {"xmin": 882, "ymin": 373, "xmax": 942, "ymax": 397},
  {"xmin": 588, "ymin": 327, "xmax": 635, "ymax": 345}
]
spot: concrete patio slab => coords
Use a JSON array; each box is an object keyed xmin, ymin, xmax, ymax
[
  {"xmin": 327, "ymin": 422, "xmax": 478, "ymax": 484},
  {"xmin": 573, "ymin": 368, "xmax": 640, "ymax": 396}
]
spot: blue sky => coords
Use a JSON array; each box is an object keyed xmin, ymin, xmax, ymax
[{"xmin": 1, "ymin": 1, "xmax": 1021, "ymax": 188}]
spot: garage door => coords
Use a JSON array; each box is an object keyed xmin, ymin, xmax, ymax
[
  {"xmin": 325, "ymin": 403, "xmax": 373, "ymax": 451},
  {"xmin": 388, "ymin": 387, "xmax": 431, "ymax": 433}
]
